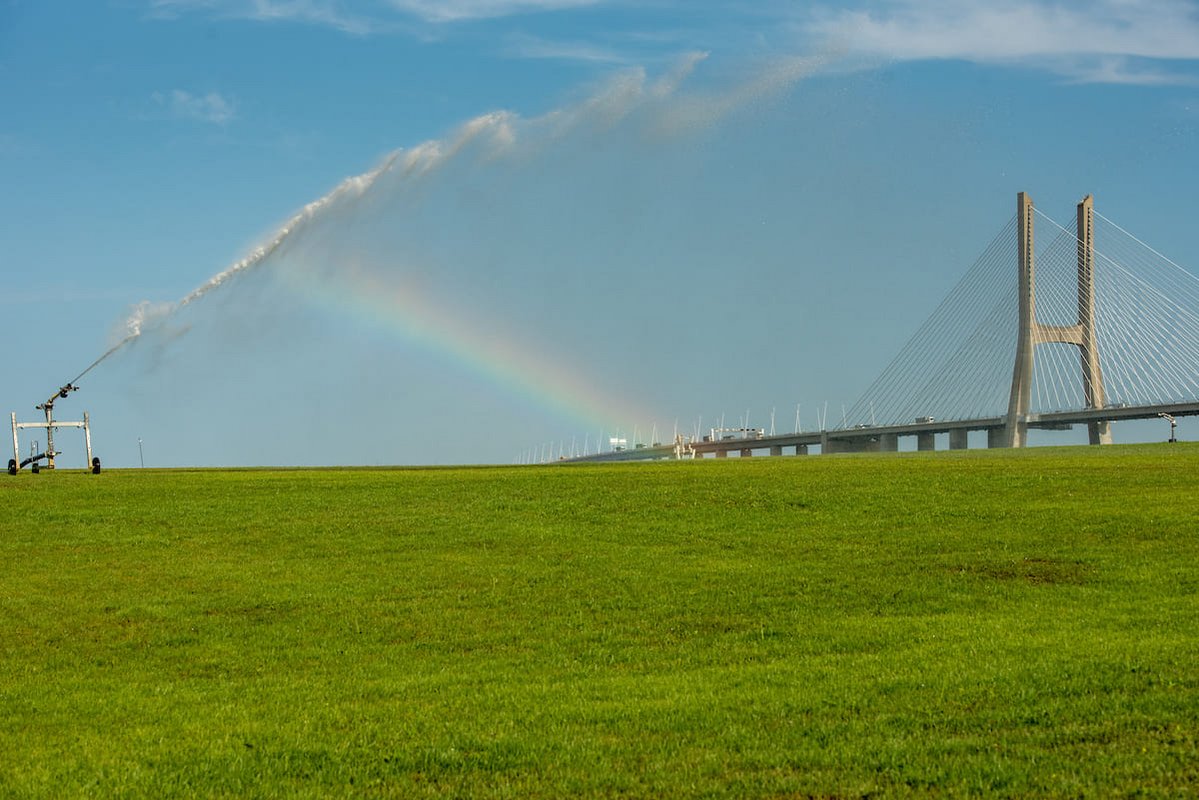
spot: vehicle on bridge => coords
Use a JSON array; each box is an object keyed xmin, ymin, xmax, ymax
[{"xmin": 703, "ymin": 427, "xmax": 765, "ymax": 442}]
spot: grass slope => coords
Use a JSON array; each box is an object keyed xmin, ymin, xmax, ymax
[{"xmin": 1, "ymin": 446, "xmax": 1197, "ymax": 797}]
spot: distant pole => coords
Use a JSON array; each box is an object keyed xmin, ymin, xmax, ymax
[
  {"xmin": 138, "ymin": 437, "xmax": 144, "ymax": 468},
  {"xmin": 1159, "ymin": 413, "xmax": 1177, "ymax": 443}
]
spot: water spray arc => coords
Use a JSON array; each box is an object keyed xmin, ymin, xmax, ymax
[
  {"xmin": 73, "ymin": 150, "xmax": 405, "ymax": 385},
  {"xmin": 31, "ymin": 57, "xmax": 835, "ymax": 466}
]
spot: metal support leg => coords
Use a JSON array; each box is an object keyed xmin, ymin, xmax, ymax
[
  {"xmin": 84, "ymin": 412, "xmax": 93, "ymax": 468},
  {"xmin": 44, "ymin": 406, "xmax": 55, "ymax": 469}
]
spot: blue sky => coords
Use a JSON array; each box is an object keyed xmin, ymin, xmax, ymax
[{"xmin": 2, "ymin": 1, "xmax": 1197, "ymax": 466}]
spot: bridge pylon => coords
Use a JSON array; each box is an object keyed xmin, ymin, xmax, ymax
[{"xmin": 1004, "ymin": 192, "xmax": 1112, "ymax": 447}]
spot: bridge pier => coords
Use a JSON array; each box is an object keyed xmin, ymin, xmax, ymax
[
  {"xmin": 949, "ymin": 429, "xmax": 968, "ymax": 450},
  {"xmin": 987, "ymin": 428, "xmax": 1006, "ymax": 448},
  {"xmin": 795, "ymin": 444, "xmax": 808, "ymax": 456},
  {"xmin": 769, "ymin": 445, "xmax": 783, "ymax": 457},
  {"xmin": 821, "ymin": 434, "xmax": 849, "ymax": 454},
  {"xmin": 917, "ymin": 432, "xmax": 936, "ymax": 451},
  {"xmin": 740, "ymin": 448, "xmax": 753, "ymax": 458},
  {"xmin": 1006, "ymin": 192, "xmax": 1113, "ymax": 447},
  {"xmin": 715, "ymin": 450, "xmax": 727, "ymax": 458},
  {"xmin": 824, "ymin": 437, "xmax": 878, "ymax": 454},
  {"xmin": 878, "ymin": 433, "xmax": 898, "ymax": 452}
]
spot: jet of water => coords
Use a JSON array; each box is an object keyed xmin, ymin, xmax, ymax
[{"xmin": 66, "ymin": 52, "xmax": 831, "ymax": 391}]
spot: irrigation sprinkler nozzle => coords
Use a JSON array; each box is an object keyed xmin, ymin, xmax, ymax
[{"xmin": 37, "ymin": 383, "xmax": 78, "ymax": 411}]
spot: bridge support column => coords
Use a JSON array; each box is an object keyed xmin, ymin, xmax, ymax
[
  {"xmin": 878, "ymin": 433, "xmax": 898, "ymax": 452},
  {"xmin": 987, "ymin": 428, "xmax": 1006, "ymax": 448},
  {"xmin": 1077, "ymin": 195, "xmax": 1113, "ymax": 445},
  {"xmin": 715, "ymin": 450, "xmax": 727, "ymax": 459},
  {"xmin": 917, "ymin": 432, "xmax": 936, "ymax": 451},
  {"xmin": 1006, "ymin": 191, "xmax": 1036, "ymax": 448},
  {"xmin": 825, "ymin": 438, "xmax": 878, "ymax": 453},
  {"xmin": 769, "ymin": 445, "xmax": 783, "ymax": 457},
  {"xmin": 949, "ymin": 429, "xmax": 968, "ymax": 450},
  {"xmin": 740, "ymin": 448, "xmax": 753, "ymax": 458},
  {"xmin": 1006, "ymin": 192, "xmax": 1114, "ymax": 447},
  {"xmin": 795, "ymin": 444, "xmax": 808, "ymax": 456}
]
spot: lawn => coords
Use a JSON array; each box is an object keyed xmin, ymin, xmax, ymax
[{"xmin": 1, "ymin": 445, "xmax": 1196, "ymax": 797}]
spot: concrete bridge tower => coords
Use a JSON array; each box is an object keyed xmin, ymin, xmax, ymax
[{"xmin": 1004, "ymin": 192, "xmax": 1112, "ymax": 447}]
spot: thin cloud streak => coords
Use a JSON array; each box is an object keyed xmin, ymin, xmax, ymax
[
  {"xmin": 803, "ymin": 0, "xmax": 1199, "ymax": 84},
  {"xmin": 153, "ymin": 89, "xmax": 236, "ymax": 124},
  {"xmin": 150, "ymin": 0, "xmax": 605, "ymax": 29},
  {"xmin": 149, "ymin": 0, "xmax": 377, "ymax": 34},
  {"xmin": 504, "ymin": 33, "xmax": 630, "ymax": 64},
  {"xmin": 384, "ymin": 0, "xmax": 603, "ymax": 23}
]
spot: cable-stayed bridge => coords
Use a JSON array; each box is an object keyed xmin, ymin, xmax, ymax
[{"xmin": 570, "ymin": 192, "xmax": 1199, "ymax": 462}]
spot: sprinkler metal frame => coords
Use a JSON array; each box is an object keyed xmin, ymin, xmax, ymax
[{"xmin": 9, "ymin": 383, "xmax": 99, "ymax": 474}]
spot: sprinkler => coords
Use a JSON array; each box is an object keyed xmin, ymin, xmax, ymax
[
  {"xmin": 34, "ymin": 383, "xmax": 78, "ymax": 470},
  {"xmin": 9, "ymin": 381, "xmax": 99, "ymax": 474}
]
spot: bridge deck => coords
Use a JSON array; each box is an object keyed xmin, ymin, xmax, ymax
[{"xmin": 561, "ymin": 402, "xmax": 1199, "ymax": 463}]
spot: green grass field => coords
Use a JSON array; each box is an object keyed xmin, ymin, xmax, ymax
[{"xmin": 1, "ymin": 445, "xmax": 1197, "ymax": 797}]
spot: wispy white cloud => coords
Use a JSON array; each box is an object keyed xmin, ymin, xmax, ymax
[
  {"xmin": 149, "ymin": 0, "xmax": 605, "ymax": 30},
  {"xmin": 153, "ymin": 89, "xmax": 236, "ymax": 124},
  {"xmin": 504, "ymin": 33, "xmax": 629, "ymax": 64},
  {"xmin": 802, "ymin": 0, "xmax": 1199, "ymax": 84},
  {"xmin": 1052, "ymin": 55, "xmax": 1198, "ymax": 86},
  {"xmin": 146, "ymin": 0, "xmax": 680, "ymax": 64},
  {"xmin": 150, "ymin": 0, "xmax": 376, "ymax": 34},
  {"xmin": 385, "ymin": 0, "xmax": 602, "ymax": 23}
]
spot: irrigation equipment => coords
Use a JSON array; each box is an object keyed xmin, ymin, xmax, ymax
[{"xmin": 9, "ymin": 382, "xmax": 100, "ymax": 474}]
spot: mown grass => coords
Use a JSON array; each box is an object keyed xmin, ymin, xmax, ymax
[{"xmin": 1, "ymin": 445, "xmax": 1196, "ymax": 797}]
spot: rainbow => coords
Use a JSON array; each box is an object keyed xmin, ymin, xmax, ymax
[
  {"xmin": 94, "ymin": 57, "xmax": 824, "ymax": 437},
  {"xmin": 283, "ymin": 260, "xmax": 658, "ymax": 434}
]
